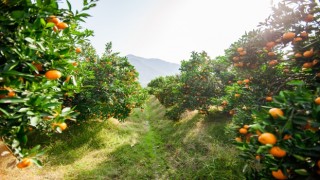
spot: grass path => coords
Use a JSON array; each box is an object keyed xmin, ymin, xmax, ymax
[{"xmin": 1, "ymin": 96, "xmax": 244, "ymax": 179}]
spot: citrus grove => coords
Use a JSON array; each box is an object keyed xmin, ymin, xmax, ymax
[
  {"xmin": 148, "ymin": 0, "xmax": 320, "ymax": 179},
  {"xmin": 1, "ymin": 0, "xmax": 320, "ymax": 179},
  {"xmin": 0, "ymin": 0, "xmax": 145, "ymax": 168}
]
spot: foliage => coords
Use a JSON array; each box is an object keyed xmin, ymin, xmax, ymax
[
  {"xmin": 74, "ymin": 43, "xmax": 147, "ymax": 121},
  {"xmin": 0, "ymin": 0, "xmax": 97, "ymax": 166}
]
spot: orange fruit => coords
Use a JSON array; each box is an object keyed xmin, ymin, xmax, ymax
[
  {"xmin": 239, "ymin": 51, "xmax": 247, "ymax": 56},
  {"xmin": 7, "ymin": 91, "xmax": 15, "ymax": 97},
  {"xmin": 53, "ymin": 122, "xmax": 67, "ymax": 131},
  {"xmin": 315, "ymin": 97, "xmax": 320, "ymax": 105},
  {"xmin": 300, "ymin": 31, "xmax": 308, "ymax": 38},
  {"xmin": 293, "ymin": 37, "xmax": 303, "ymax": 43},
  {"xmin": 258, "ymin": 132, "xmax": 277, "ymax": 145},
  {"xmin": 72, "ymin": 62, "xmax": 78, "ymax": 66},
  {"xmin": 45, "ymin": 70, "xmax": 62, "ymax": 80},
  {"xmin": 266, "ymin": 41, "xmax": 276, "ymax": 48},
  {"xmin": 269, "ymin": 108, "xmax": 284, "ymax": 119},
  {"xmin": 312, "ymin": 59, "xmax": 319, "ymax": 66},
  {"xmin": 239, "ymin": 128, "xmax": 248, "ymax": 134},
  {"xmin": 47, "ymin": 15, "xmax": 60, "ymax": 25},
  {"xmin": 283, "ymin": 134, "xmax": 292, "ymax": 140},
  {"xmin": 235, "ymin": 94, "xmax": 241, "ymax": 98},
  {"xmin": 317, "ymin": 160, "xmax": 320, "ymax": 168},
  {"xmin": 243, "ymin": 79, "xmax": 250, "ymax": 84},
  {"xmin": 303, "ymin": 49, "xmax": 314, "ymax": 58},
  {"xmin": 255, "ymin": 155, "xmax": 261, "ymax": 161},
  {"xmin": 269, "ymin": 60, "xmax": 278, "ymax": 66},
  {"xmin": 17, "ymin": 158, "xmax": 32, "ymax": 169},
  {"xmin": 75, "ymin": 47, "xmax": 82, "ymax": 53},
  {"xmin": 272, "ymin": 169, "xmax": 288, "ymax": 180},
  {"xmin": 268, "ymin": 52, "xmax": 276, "ymax": 56},
  {"xmin": 302, "ymin": 62, "xmax": 313, "ymax": 68},
  {"xmin": 237, "ymin": 47, "xmax": 244, "ymax": 52},
  {"xmin": 266, "ymin": 96, "xmax": 273, "ymax": 102},
  {"xmin": 221, "ymin": 100, "xmax": 228, "ymax": 106},
  {"xmin": 235, "ymin": 137, "xmax": 242, "ymax": 142},
  {"xmin": 270, "ymin": 146, "xmax": 286, "ymax": 158},
  {"xmin": 304, "ymin": 14, "xmax": 314, "ymax": 22},
  {"xmin": 56, "ymin": 22, "xmax": 68, "ymax": 29},
  {"xmin": 294, "ymin": 53, "xmax": 302, "ymax": 58},
  {"xmin": 229, "ymin": 109, "xmax": 235, "ymax": 115},
  {"xmin": 283, "ymin": 32, "xmax": 295, "ymax": 40},
  {"xmin": 237, "ymin": 80, "xmax": 243, "ymax": 85},
  {"xmin": 243, "ymin": 125, "xmax": 250, "ymax": 129}
]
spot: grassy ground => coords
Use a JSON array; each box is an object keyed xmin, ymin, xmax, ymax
[{"xmin": 0, "ymin": 96, "xmax": 244, "ymax": 179}]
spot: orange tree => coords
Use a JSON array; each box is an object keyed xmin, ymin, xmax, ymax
[
  {"xmin": 229, "ymin": 0, "xmax": 320, "ymax": 179},
  {"xmin": 0, "ymin": 0, "xmax": 96, "ymax": 167},
  {"xmin": 147, "ymin": 75, "xmax": 183, "ymax": 120},
  {"xmin": 74, "ymin": 43, "xmax": 147, "ymax": 120}
]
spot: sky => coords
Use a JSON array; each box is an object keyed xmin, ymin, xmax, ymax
[{"xmin": 61, "ymin": 0, "xmax": 280, "ymax": 64}]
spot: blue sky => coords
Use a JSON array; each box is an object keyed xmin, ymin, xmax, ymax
[{"xmin": 61, "ymin": 0, "xmax": 279, "ymax": 63}]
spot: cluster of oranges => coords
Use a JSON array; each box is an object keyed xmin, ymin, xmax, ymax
[{"xmin": 47, "ymin": 15, "xmax": 68, "ymax": 32}]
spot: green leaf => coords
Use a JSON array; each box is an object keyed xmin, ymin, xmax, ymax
[
  {"xmin": 25, "ymin": 37, "xmax": 35, "ymax": 43},
  {"xmin": 30, "ymin": 116, "xmax": 40, "ymax": 126},
  {"xmin": 18, "ymin": 108, "xmax": 30, "ymax": 112},
  {"xmin": 32, "ymin": 159, "xmax": 43, "ymax": 167},
  {"xmin": 287, "ymin": 80, "xmax": 304, "ymax": 86},
  {"xmin": 2, "ymin": 70, "xmax": 35, "ymax": 78},
  {"xmin": 0, "ymin": 98, "xmax": 28, "ymax": 103},
  {"xmin": 294, "ymin": 169, "xmax": 309, "ymax": 176},
  {"xmin": 0, "ymin": 107, "xmax": 10, "ymax": 116},
  {"xmin": 11, "ymin": 10, "xmax": 25, "ymax": 20},
  {"xmin": 45, "ymin": 22, "xmax": 55, "ymax": 28}
]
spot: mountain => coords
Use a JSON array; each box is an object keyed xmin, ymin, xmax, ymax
[{"xmin": 126, "ymin": 54, "xmax": 180, "ymax": 87}]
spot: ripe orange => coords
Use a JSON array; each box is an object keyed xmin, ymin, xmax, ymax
[
  {"xmin": 266, "ymin": 41, "xmax": 276, "ymax": 48},
  {"xmin": 269, "ymin": 60, "xmax": 278, "ymax": 67},
  {"xmin": 17, "ymin": 158, "xmax": 32, "ymax": 169},
  {"xmin": 312, "ymin": 59, "xmax": 319, "ymax": 66},
  {"xmin": 282, "ymin": 32, "xmax": 295, "ymax": 40},
  {"xmin": 315, "ymin": 97, "xmax": 320, "ymax": 105},
  {"xmin": 239, "ymin": 51, "xmax": 247, "ymax": 56},
  {"xmin": 258, "ymin": 132, "xmax": 277, "ymax": 145},
  {"xmin": 47, "ymin": 15, "xmax": 60, "ymax": 25},
  {"xmin": 237, "ymin": 80, "xmax": 243, "ymax": 85},
  {"xmin": 266, "ymin": 96, "xmax": 273, "ymax": 102},
  {"xmin": 243, "ymin": 125, "xmax": 250, "ymax": 129},
  {"xmin": 243, "ymin": 79, "xmax": 250, "ymax": 84},
  {"xmin": 268, "ymin": 52, "xmax": 276, "ymax": 56},
  {"xmin": 56, "ymin": 22, "xmax": 68, "ymax": 29},
  {"xmin": 272, "ymin": 169, "xmax": 288, "ymax": 180},
  {"xmin": 45, "ymin": 70, "xmax": 62, "ymax": 80},
  {"xmin": 294, "ymin": 53, "xmax": 302, "ymax": 58},
  {"xmin": 235, "ymin": 94, "xmax": 241, "ymax": 98},
  {"xmin": 304, "ymin": 14, "xmax": 314, "ymax": 22},
  {"xmin": 75, "ymin": 47, "xmax": 82, "ymax": 53},
  {"xmin": 302, "ymin": 62, "xmax": 313, "ymax": 68},
  {"xmin": 270, "ymin": 146, "xmax": 286, "ymax": 158},
  {"xmin": 72, "ymin": 62, "xmax": 78, "ymax": 66},
  {"xmin": 53, "ymin": 122, "xmax": 67, "ymax": 131},
  {"xmin": 293, "ymin": 37, "xmax": 303, "ymax": 43},
  {"xmin": 7, "ymin": 91, "xmax": 15, "ymax": 97},
  {"xmin": 239, "ymin": 128, "xmax": 248, "ymax": 134},
  {"xmin": 283, "ymin": 134, "xmax": 292, "ymax": 140},
  {"xmin": 303, "ymin": 49, "xmax": 314, "ymax": 58},
  {"xmin": 269, "ymin": 108, "xmax": 284, "ymax": 119},
  {"xmin": 237, "ymin": 47, "xmax": 244, "ymax": 52},
  {"xmin": 255, "ymin": 155, "xmax": 261, "ymax": 161},
  {"xmin": 235, "ymin": 137, "xmax": 242, "ymax": 142}
]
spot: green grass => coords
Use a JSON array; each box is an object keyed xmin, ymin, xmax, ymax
[{"xmin": 5, "ymin": 96, "xmax": 245, "ymax": 179}]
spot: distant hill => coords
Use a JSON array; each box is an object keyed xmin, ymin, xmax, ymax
[{"xmin": 126, "ymin": 54, "xmax": 180, "ymax": 87}]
